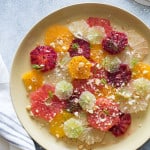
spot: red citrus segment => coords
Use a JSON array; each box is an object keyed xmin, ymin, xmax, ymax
[
  {"xmin": 86, "ymin": 17, "xmax": 112, "ymax": 35},
  {"xmin": 109, "ymin": 113, "xmax": 131, "ymax": 137},
  {"xmin": 29, "ymin": 84, "xmax": 66, "ymax": 121},
  {"xmin": 72, "ymin": 79, "xmax": 95, "ymax": 97},
  {"xmin": 72, "ymin": 64, "xmax": 109, "ymax": 99},
  {"xmin": 68, "ymin": 38, "xmax": 90, "ymax": 59},
  {"xmin": 107, "ymin": 64, "xmax": 132, "ymax": 88},
  {"xmin": 90, "ymin": 63, "xmax": 108, "ymax": 79},
  {"xmin": 87, "ymin": 98, "xmax": 120, "ymax": 131},
  {"xmin": 90, "ymin": 64, "xmax": 116, "ymax": 98},
  {"xmin": 30, "ymin": 45, "xmax": 57, "ymax": 72},
  {"xmin": 102, "ymin": 31, "xmax": 128, "ymax": 55},
  {"xmin": 29, "ymin": 84, "xmax": 55, "ymax": 103}
]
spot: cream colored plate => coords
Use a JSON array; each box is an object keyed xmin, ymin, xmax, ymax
[{"xmin": 10, "ymin": 3, "xmax": 150, "ymax": 150}]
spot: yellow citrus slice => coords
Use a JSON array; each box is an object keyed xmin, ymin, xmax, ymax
[
  {"xmin": 68, "ymin": 56, "xmax": 92, "ymax": 79},
  {"xmin": 132, "ymin": 62, "xmax": 150, "ymax": 80},
  {"xmin": 22, "ymin": 70, "xmax": 43, "ymax": 92},
  {"xmin": 45, "ymin": 25, "xmax": 74, "ymax": 52},
  {"xmin": 49, "ymin": 111, "xmax": 73, "ymax": 138},
  {"xmin": 94, "ymin": 85, "xmax": 115, "ymax": 99},
  {"xmin": 90, "ymin": 44, "xmax": 108, "ymax": 64}
]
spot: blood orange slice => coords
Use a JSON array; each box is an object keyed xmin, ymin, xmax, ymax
[
  {"xmin": 30, "ymin": 45, "xmax": 57, "ymax": 72},
  {"xmin": 102, "ymin": 31, "xmax": 128, "ymax": 55},
  {"xmin": 109, "ymin": 113, "xmax": 131, "ymax": 137},
  {"xmin": 68, "ymin": 38, "xmax": 90, "ymax": 59}
]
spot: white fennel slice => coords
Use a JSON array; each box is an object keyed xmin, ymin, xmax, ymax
[
  {"xmin": 68, "ymin": 20, "xmax": 105, "ymax": 44},
  {"xmin": 127, "ymin": 30, "xmax": 145, "ymax": 47},
  {"xmin": 79, "ymin": 91, "xmax": 96, "ymax": 113},
  {"xmin": 116, "ymin": 78, "xmax": 150, "ymax": 113},
  {"xmin": 102, "ymin": 56, "xmax": 121, "ymax": 73},
  {"xmin": 55, "ymin": 80, "xmax": 73, "ymax": 99},
  {"xmin": 118, "ymin": 97, "xmax": 150, "ymax": 113},
  {"xmin": 127, "ymin": 30, "xmax": 148, "ymax": 60},
  {"xmin": 132, "ymin": 78, "xmax": 150, "ymax": 97},
  {"xmin": 86, "ymin": 26, "xmax": 105, "ymax": 44},
  {"xmin": 119, "ymin": 41, "xmax": 148, "ymax": 68},
  {"xmin": 68, "ymin": 20, "xmax": 89, "ymax": 40},
  {"xmin": 118, "ymin": 46, "xmax": 138, "ymax": 68},
  {"xmin": 57, "ymin": 52, "xmax": 71, "ymax": 69},
  {"xmin": 64, "ymin": 118, "xmax": 84, "ymax": 138},
  {"xmin": 79, "ymin": 127, "xmax": 105, "ymax": 145}
]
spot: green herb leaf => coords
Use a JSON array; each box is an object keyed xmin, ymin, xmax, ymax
[
  {"xmin": 72, "ymin": 43, "xmax": 79, "ymax": 50},
  {"xmin": 131, "ymin": 58, "xmax": 139, "ymax": 67},
  {"xmin": 100, "ymin": 78, "xmax": 107, "ymax": 85},
  {"xmin": 103, "ymin": 109, "xmax": 109, "ymax": 115},
  {"xmin": 48, "ymin": 91, "xmax": 54, "ymax": 99},
  {"xmin": 32, "ymin": 64, "xmax": 44, "ymax": 70}
]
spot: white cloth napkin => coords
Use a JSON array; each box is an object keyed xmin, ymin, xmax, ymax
[
  {"xmin": 0, "ymin": 55, "xmax": 36, "ymax": 150},
  {"xmin": 134, "ymin": 0, "xmax": 150, "ymax": 6}
]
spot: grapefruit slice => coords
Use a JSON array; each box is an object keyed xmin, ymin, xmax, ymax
[
  {"xmin": 29, "ymin": 84, "xmax": 66, "ymax": 121},
  {"xmin": 86, "ymin": 17, "xmax": 112, "ymax": 35},
  {"xmin": 87, "ymin": 97, "xmax": 120, "ymax": 131}
]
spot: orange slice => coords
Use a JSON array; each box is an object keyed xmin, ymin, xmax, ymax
[
  {"xmin": 45, "ymin": 25, "xmax": 74, "ymax": 52},
  {"xmin": 22, "ymin": 70, "xmax": 43, "ymax": 92},
  {"xmin": 94, "ymin": 85, "xmax": 115, "ymax": 99},
  {"xmin": 68, "ymin": 56, "xmax": 92, "ymax": 79},
  {"xmin": 49, "ymin": 111, "xmax": 73, "ymax": 138},
  {"xmin": 132, "ymin": 62, "xmax": 150, "ymax": 80},
  {"xmin": 90, "ymin": 44, "xmax": 108, "ymax": 64}
]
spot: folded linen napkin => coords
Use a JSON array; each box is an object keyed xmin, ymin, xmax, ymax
[
  {"xmin": 134, "ymin": 0, "xmax": 150, "ymax": 6},
  {"xmin": 0, "ymin": 55, "xmax": 36, "ymax": 150}
]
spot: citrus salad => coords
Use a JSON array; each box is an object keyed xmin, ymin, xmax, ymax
[{"xmin": 22, "ymin": 17, "xmax": 150, "ymax": 149}]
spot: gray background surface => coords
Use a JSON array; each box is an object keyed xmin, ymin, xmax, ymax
[{"xmin": 0, "ymin": 0, "xmax": 150, "ymax": 150}]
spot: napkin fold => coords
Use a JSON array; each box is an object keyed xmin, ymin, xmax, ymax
[
  {"xmin": 0, "ymin": 55, "xmax": 36, "ymax": 150},
  {"xmin": 134, "ymin": 0, "xmax": 150, "ymax": 6}
]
